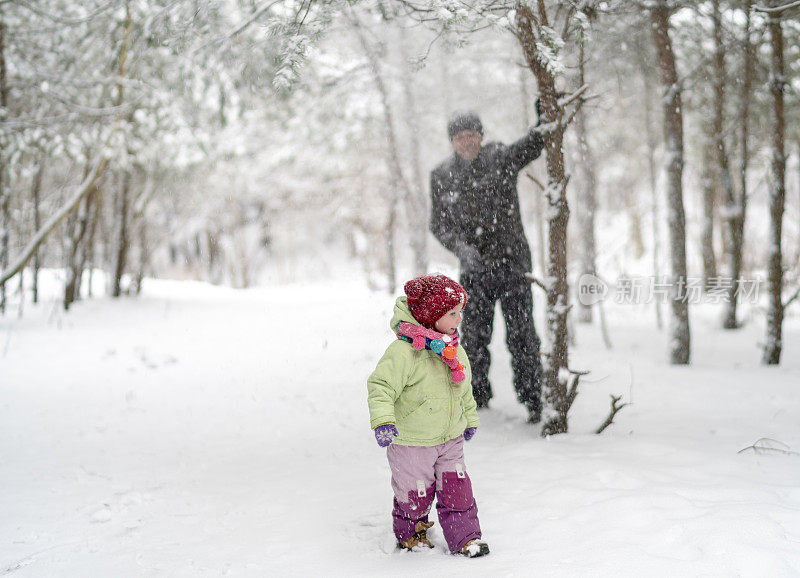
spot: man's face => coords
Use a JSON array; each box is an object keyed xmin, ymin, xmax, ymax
[{"xmin": 451, "ymin": 130, "xmax": 483, "ymax": 162}]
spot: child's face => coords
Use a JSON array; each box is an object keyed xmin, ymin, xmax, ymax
[{"xmin": 434, "ymin": 303, "xmax": 464, "ymax": 335}]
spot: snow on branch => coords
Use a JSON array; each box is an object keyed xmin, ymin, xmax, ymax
[
  {"xmin": 534, "ymin": 25, "xmax": 566, "ymax": 77},
  {"xmin": 754, "ymin": 0, "xmax": 800, "ymax": 14},
  {"xmin": 558, "ymin": 84, "xmax": 589, "ymax": 109},
  {"xmin": 0, "ymin": 157, "xmax": 108, "ymax": 287},
  {"xmin": 524, "ymin": 272, "xmax": 549, "ymax": 292}
]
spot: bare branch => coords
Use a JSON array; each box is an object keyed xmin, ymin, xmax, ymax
[
  {"xmin": 16, "ymin": 0, "xmax": 116, "ymax": 25},
  {"xmin": 557, "ymin": 302, "xmax": 574, "ymax": 316},
  {"xmin": 2, "ymin": 113, "xmax": 116, "ymax": 130},
  {"xmin": 7, "ymin": 70, "xmax": 142, "ymax": 91},
  {"xmin": 565, "ymin": 373, "xmax": 581, "ymax": 406},
  {"xmin": 738, "ymin": 438, "xmax": 800, "ymax": 455},
  {"xmin": 561, "ymin": 4, "xmax": 576, "ymax": 39},
  {"xmin": 784, "ymin": 286, "xmax": 800, "ymax": 309},
  {"xmin": 32, "ymin": 89, "xmax": 136, "ymax": 117},
  {"xmin": 524, "ymin": 272, "xmax": 548, "ymax": 292},
  {"xmin": 595, "ymin": 394, "xmax": 629, "ymax": 434},
  {"xmin": 229, "ymin": 0, "xmax": 282, "ymax": 39},
  {"xmin": 538, "ymin": 0, "xmax": 550, "ymax": 28},
  {"xmin": 525, "ymin": 172, "xmax": 547, "ymax": 192}
]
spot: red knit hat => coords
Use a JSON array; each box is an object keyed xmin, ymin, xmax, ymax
[{"xmin": 404, "ymin": 274, "xmax": 468, "ymax": 328}]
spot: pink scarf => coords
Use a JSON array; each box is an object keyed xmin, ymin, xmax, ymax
[{"xmin": 396, "ymin": 322, "xmax": 466, "ymax": 384}]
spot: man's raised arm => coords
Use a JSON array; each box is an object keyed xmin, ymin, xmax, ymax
[{"xmin": 505, "ymin": 127, "xmax": 545, "ymax": 175}]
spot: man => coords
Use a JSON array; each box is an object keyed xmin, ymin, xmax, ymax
[{"xmin": 429, "ymin": 110, "xmax": 546, "ymax": 423}]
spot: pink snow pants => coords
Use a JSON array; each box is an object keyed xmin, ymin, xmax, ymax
[{"xmin": 386, "ymin": 436, "xmax": 481, "ymax": 553}]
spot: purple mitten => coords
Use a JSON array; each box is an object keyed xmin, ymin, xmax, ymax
[
  {"xmin": 463, "ymin": 427, "xmax": 477, "ymax": 441},
  {"xmin": 374, "ymin": 424, "xmax": 399, "ymax": 447}
]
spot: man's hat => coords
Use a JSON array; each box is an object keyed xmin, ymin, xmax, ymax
[{"xmin": 447, "ymin": 111, "xmax": 483, "ymax": 140}]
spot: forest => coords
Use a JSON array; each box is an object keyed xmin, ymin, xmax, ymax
[
  {"xmin": 0, "ymin": 0, "xmax": 800, "ymax": 374},
  {"xmin": 2, "ymin": 1, "xmax": 799, "ymax": 356},
  {"xmin": 3, "ymin": 1, "xmax": 799, "ymax": 424},
  {"xmin": 2, "ymin": 2, "xmax": 800, "ymax": 574}
]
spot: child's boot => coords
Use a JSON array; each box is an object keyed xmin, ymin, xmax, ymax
[
  {"xmin": 459, "ymin": 539, "xmax": 490, "ymax": 558},
  {"xmin": 398, "ymin": 521, "xmax": 435, "ymax": 550}
]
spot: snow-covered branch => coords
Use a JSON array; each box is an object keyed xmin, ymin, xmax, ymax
[
  {"xmin": 15, "ymin": 0, "xmax": 116, "ymax": 25},
  {"xmin": 754, "ymin": 0, "xmax": 800, "ymax": 14},
  {"xmin": 0, "ymin": 156, "xmax": 108, "ymax": 286}
]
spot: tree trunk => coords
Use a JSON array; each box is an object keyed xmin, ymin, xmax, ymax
[
  {"xmin": 700, "ymin": 142, "xmax": 718, "ymax": 288},
  {"xmin": 627, "ymin": 200, "xmax": 645, "ymax": 259},
  {"xmin": 723, "ymin": 0, "xmax": 754, "ymax": 329},
  {"xmin": 762, "ymin": 5, "xmax": 786, "ymax": 365},
  {"xmin": 438, "ymin": 46, "xmax": 453, "ymax": 124},
  {"xmin": 712, "ymin": 0, "xmax": 738, "ymax": 302},
  {"xmin": 520, "ymin": 68, "xmax": 547, "ymax": 280},
  {"xmin": 0, "ymin": 13, "xmax": 9, "ymax": 314},
  {"xmin": 207, "ymin": 229, "xmax": 222, "ymax": 284},
  {"xmin": 516, "ymin": 3, "xmax": 573, "ymax": 436},
  {"xmin": 638, "ymin": 46, "xmax": 663, "ymax": 330},
  {"xmin": 399, "ymin": 27, "xmax": 428, "ymax": 277},
  {"xmin": 795, "ymin": 140, "xmax": 800, "ymax": 265},
  {"xmin": 575, "ymin": 36, "xmax": 598, "ymax": 325},
  {"xmin": 0, "ymin": 189, "xmax": 6, "ymax": 309},
  {"xmin": 349, "ymin": 11, "xmax": 409, "ymax": 292},
  {"xmin": 110, "ymin": 1, "xmax": 133, "ymax": 297},
  {"xmin": 385, "ymin": 201, "xmax": 397, "ymax": 294},
  {"xmin": 699, "ymin": 1, "xmax": 723, "ymax": 290},
  {"xmin": 650, "ymin": 1, "xmax": 691, "ymax": 365},
  {"xmin": 132, "ymin": 219, "xmax": 147, "ymax": 295},
  {"xmin": 112, "ymin": 171, "xmax": 131, "ymax": 297},
  {"xmin": 64, "ymin": 159, "xmax": 98, "ymax": 309},
  {"xmin": 85, "ymin": 181, "xmax": 102, "ymax": 298},
  {"xmin": 64, "ymin": 188, "xmax": 95, "ymax": 310},
  {"xmin": 32, "ymin": 159, "xmax": 43, "ymax": 304}
]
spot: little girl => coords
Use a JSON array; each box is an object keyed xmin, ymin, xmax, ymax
[{"xmin": 367, "ymin": 274, "xmax": 489, "ymax": 558}]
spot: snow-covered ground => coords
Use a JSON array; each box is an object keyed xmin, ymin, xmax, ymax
[{"xmin": 2, "ymin": 278, "xmax": 800, "ymax": 577}]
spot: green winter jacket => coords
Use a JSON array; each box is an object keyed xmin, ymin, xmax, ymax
[{"xmin": 367, "ymin": 296, "xmax": 480, "ymax": 446}]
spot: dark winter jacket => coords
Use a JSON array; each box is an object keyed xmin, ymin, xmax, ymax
[{"xmin": 429, "ymin": 129, "xmax": 544, "ymax": 274}]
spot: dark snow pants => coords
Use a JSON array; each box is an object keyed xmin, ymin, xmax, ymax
[
  {"xmin": 460, "ymin": 267, "xmax": 543, "ymax": 412},
  {"xmin": 387, "ymin": 437, "xmax": 481, "ymax": 553}
]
